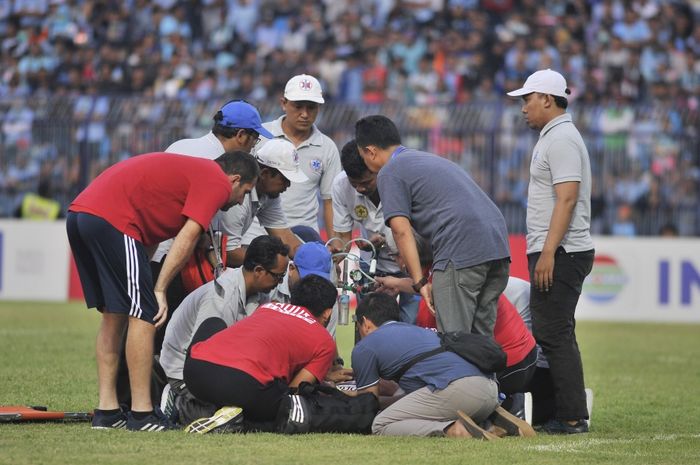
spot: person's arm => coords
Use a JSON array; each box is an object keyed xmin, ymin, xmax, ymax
[
  {"xmin": 266, "ymin": 227, "xmax": 302, "ymax": 258},
  {"xmin": 534, "ymin": 181, "xmax": 579, "ymax": 291},
  {"xmin": 374, "ymin": 276, "xmax": 413, "ymax": 294},
  {"xmin": 322, "ymin": 198, "xmax": 334, "ymax": 241},
  {"xmin": 389, "ymin": 216, "xmax": 433, "ymax": 311},
  {"xmin": 225, "ymin": 247, "xmax": 247, "ymax": 268},
  {"xmin": 289, "ymin": 368, "xmax": 319, "ymax": 388},
  {"xmin": 153, "ymin": 218, "xmax": 203, "ymax": 327}
]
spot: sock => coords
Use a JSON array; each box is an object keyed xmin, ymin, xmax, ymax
[
  {"xmin": 130, "ymin": 410, "xmax": 154, "ymax": 420},
  {"xmin": 95, "ymin": 408, "xmax": 121, "ymax": 415}
]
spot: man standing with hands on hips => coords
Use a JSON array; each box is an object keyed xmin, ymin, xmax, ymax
[{"xmin": 507, "ymin": 69, "xmax": 595, "ymax": 434}]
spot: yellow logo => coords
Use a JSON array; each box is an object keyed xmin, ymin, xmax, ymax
[{"xmin": 354, "ymin": 205, "xmax": 369, "ymax": 219}]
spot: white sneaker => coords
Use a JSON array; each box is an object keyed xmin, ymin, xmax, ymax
[
  {"xmin": 185, "ymin": 406, "xmax": 243, "ymax": 434},
  {"xmin": 585, "ymin": 388, "xmax": 594, "ymax": 428}
]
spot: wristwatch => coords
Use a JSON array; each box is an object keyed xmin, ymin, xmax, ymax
[{"xmin": 412, "ymin": 276, "xmax": 428, "ymax": 293}]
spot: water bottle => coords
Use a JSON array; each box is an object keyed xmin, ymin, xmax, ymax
[{"xmin": 338, "ymin": 292, "xmax": 350, "ymax": 325}]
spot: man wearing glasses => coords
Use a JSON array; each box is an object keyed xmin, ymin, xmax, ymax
[{"xmin": 159, "ymin": 235, "xmax": 290, "ymax": 427}]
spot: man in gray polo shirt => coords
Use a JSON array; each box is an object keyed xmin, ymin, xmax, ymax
[
  {"xmin": 220, "ymin": 138, "xmax": 305, "ymax": 267},
  {"xmin": 355, "ymin": 115, "xmax": 511, "ymax": 338},
  {"xmin": 245, "ymin": 74, "xmax": 341, "ymax": 240},
  {"xmin": 160, "ymin": 235, "xmax": 289, "ymax": 425},
  {"xmin": 507, "ymin": 69, "xmax": 595, "ymax": 435}
]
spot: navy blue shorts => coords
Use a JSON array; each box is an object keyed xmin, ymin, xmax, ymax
[{"xmin": 66, "ymin": 211, "xmax": 158, "ymax": 324}]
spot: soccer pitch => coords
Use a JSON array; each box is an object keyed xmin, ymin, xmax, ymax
[{"xmin": 1, "ymin": 301, "xmax": 699, "ymax": 465}]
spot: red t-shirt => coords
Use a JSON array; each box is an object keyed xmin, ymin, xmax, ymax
[
  {"xmin": 69, "ymin": 153, "xmax": 231, "ymax": 245},
  {"xmin": 416, "ymin": 295, "xmax": 536, "ymax": 368},
  {"xmin": 189, "ymin": 302, "xmax": 336, "ymax": 385}
]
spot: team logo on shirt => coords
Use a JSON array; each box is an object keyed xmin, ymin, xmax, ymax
[
  {"xmin": 354, "ymin": 205, "xmax": 369, "ymax": 219},
  {"xmin": 310, "ymin": 159, "xmax": 322, "ymax": 172}
]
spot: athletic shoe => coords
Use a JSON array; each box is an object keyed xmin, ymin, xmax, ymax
[
  {"xmin": 489, "ymin": 406, "xmax": 537, "ymax": 437},
  {"xmin": 456, "ymin": 411, "xmax": 499, "ymax": 441},
  {"xmin": 125, "ymin": 409, "xmax": 176, "ymax": 432},
  {"xmin": 160, "ymin": 383, "xmax": 179, "ymax": 424},
  {"xmin": 185, "ymin": 406, "xmax": 244, "ymax": 434},
  {"xmin": 585, "ymin": 387, "xmax": 594, "ymax": 428},
  {"xmin": 541, "ymin": 418, "xmax": 589, "ymax": 434},
  {"xmin": 91, "ymin": 409, "xmax": 127, "ymax": 430}
]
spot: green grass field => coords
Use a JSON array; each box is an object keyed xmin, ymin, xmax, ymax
[{"xmin": 1, "ymin": 301, "xmax": 699, "ymax": 465}]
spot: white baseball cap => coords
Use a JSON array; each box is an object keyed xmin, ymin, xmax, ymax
[
  {"xmin": 255, "ymin": 139, "xmax": 309, "ymax": 183},
  {"xmin": 507, "ymin": 69, "xmax": 570, "ymax": 98},
  {"xmin": 284, "ymin": 74, "xmax": 325, "ymax": 104}
]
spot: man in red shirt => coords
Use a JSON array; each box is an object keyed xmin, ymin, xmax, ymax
[
  {"xmin": 67, "ymin": 151, "xmax": 259, "ymax": 431},
  {"xmin": 182, "ymin": 274, "xmax": 338, "ymax": 434}
]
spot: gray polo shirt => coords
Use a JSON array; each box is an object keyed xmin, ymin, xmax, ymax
[
  {"xmin": 378, "ymin": 148, "xmax": 510, "ymax": 271},
  {"xmin": 159, "ymin": 267, "xmax": 268, "ymax": 380},
  {"xmin": 526, "ymin": 113, "xmax": 593, "ymax": 254},
  {"xmin": 217, "ymin": 186, "xmax": 288, "ymax": 251},
  {"xmin": 260, "ymin": 116, "xmax": 341, "ymax": 231}
]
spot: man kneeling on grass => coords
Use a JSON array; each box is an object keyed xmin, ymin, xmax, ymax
[
  {"xmin": 182, "ymin": 275, "xmax": 338, "ymax": 433},
  {"xmin": 351, "ymin": 293, "xmax": 535, "ymax": 439}
]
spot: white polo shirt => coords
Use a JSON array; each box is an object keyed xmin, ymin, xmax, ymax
[
  {"xmin": 527, "ymin": 113, "xmax": 593, "ymax": 254},
  {"xmin": 152, "ymin": 132, "xmax": 227, "ymax": 263},
  {"xmin": 332, "ymin": 171, "xmax": 400, "ymax": 274},
  {"xmin": 217, "ymin": 186, "xmax": 288, "ymax": 251},
  {"xmin": 261, "ymin": 116, "xmax": 341, "ymax": 231},
  {"xmin": 159, "ymin": 267, "xmax": 268, "ymax": 380}
]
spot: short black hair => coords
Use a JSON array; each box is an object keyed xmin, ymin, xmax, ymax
[
  {"xmin": 340, "ymin": 139, "xmax": 370, "ymax": 179},
  {"xmin": 355, "ymin": 292, "xmax": 400, "ymax": 327},
  {"xmin": 214, "ymin": 151, "xmax": 260, "ymax": 184},
  {"xmin": 553, "ymin": 95, "xmax": 568, "ymax": 109},
  {"xmin": 290, "ymin": 274, "xmax": 338, "ymax": 317},
  {"xmin": 355, "ymin": 115, "xmax": 402, "ymax": 149},
  {"xmin": 243, "ymin": 235, "xmax": 290, "ymax": 271}
]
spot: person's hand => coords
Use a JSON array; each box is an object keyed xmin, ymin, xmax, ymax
[
  {"xmin": 153, "ymin": 290, "xmax": 169, "ymax": 328},
  {"xmin": 325, "ymin": 365, "xmax": 354, "ymax": 383},
  {"xmin": 420, "ymin": 282, "xmax": 434, "ymax": 314},
  {"xmin": 534, "ymin": 251, "xmax": 555, "ymax": 292},
  {"xmin": 374, "ymin": 276, "xmax": 404, "ymax": 296},
  {"xmin": 363, "ymin": 233, "xmax": 386, "ymax": 252}
]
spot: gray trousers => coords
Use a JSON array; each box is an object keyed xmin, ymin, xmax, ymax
[
  {"xmin": 432, "ymin": 259, "xmax": 510, "ymax": 336},
  {"xmin": 372, "ymin": 376, "xmax": 499, "ymax": 437}
]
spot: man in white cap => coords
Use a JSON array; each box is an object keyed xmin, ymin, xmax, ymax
[
  {"xmin": 507, "ymin": 69, "xmax": 594, "ymax": 435},
  {"xmin": 246, "ymin": 74, "xmax": 341, "ymax": 240},
  {"xmin": 220, "ymin": 138, "xmax": 306, "ymax": 267}
]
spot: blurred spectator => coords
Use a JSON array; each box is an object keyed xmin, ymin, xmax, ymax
[{"xmin": 0, "ymin": 0, "xmax": 696, "ymax": 234}]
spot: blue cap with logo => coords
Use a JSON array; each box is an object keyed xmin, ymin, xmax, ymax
[
  {"xmin": 217, "ymin": 100, "xmax": 274, "ymax": 139},
  {"xmin": 294, "ymin": 242, "xmax": 332, "ymax": 281}
]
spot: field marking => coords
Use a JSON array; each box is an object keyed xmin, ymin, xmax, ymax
[{"xmin": 525, "ymin": 434, "xmax": 700, "ymax": 453}]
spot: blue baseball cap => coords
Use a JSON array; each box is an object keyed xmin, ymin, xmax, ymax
[
  {"xmin": 294, "ymin": 242, "xmax": 331, "ymax": 281},
  {"xmin": 217, "ymin": 100, "xmax": 274, "ymax": 139}
]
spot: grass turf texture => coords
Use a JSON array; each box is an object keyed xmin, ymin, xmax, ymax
[{"xmin": 1, "ymin": 301, "xmax": 699, "ymax": 465}]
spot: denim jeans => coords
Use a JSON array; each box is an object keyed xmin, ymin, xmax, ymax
[{"xmin": 528, "ymin": 247, "xmax": 594, "ymax": 421}]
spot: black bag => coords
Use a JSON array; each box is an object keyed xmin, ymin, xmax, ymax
[
  {"xmin": 391, "ymin": 331, "xmax": 507, "ymax": 382},
  {"xmin": 276, "ymin": 382, "xmax": 379, "ymax": 434},
  {"xmin": 439, "ymin": 331, "xmax": 507, "ymax": 373}
]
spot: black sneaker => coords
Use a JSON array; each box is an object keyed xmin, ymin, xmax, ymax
[
  {"xmin": 126, "ymin": 409, "xmax": 176, "ymax": 432},
  {"xmin": 92, "ymin": 409, "xmax": 127, "ymax": 430},
  {"xmin": 541, "ymin": 418, "xmax": 589, "ymax": 434}
]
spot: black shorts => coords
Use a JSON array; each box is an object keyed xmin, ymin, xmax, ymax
[{"xmin": 67, "ymin": 211, "xmax": 158, "ymax": 323}]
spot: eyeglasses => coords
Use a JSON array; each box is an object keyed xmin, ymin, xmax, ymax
[
  {"xmin": 263, "ymin": 267, "xmax": 286, "ymax": 283},
  {"xmin": 244, "ymin": 129, "xmax": 261, "ymax": 144}
]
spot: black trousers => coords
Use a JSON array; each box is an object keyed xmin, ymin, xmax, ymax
[
  {"xmin": 528, "ymin": 247, "xmax": 594, "ymax": 421},
  {"xmin": 183, "ymin": 318, "xmax": 290, "ymax": 427},
  {"xmin": 497, "ymin": 346, "xmax": 538, "ymax": 395}
]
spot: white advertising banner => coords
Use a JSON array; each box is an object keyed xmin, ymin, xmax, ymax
[
  {"xmin": 0, "ymin": 220, "xmax": 70, "ymax": 301},
  {"xmin": 578, "ymin": 237, "xmax": 700, "ymax": 322}
]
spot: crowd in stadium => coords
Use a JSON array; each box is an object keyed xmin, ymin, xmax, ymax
[{"xmin": 0, "ymin": 0, "xmax": 699, "ymax": 235}]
